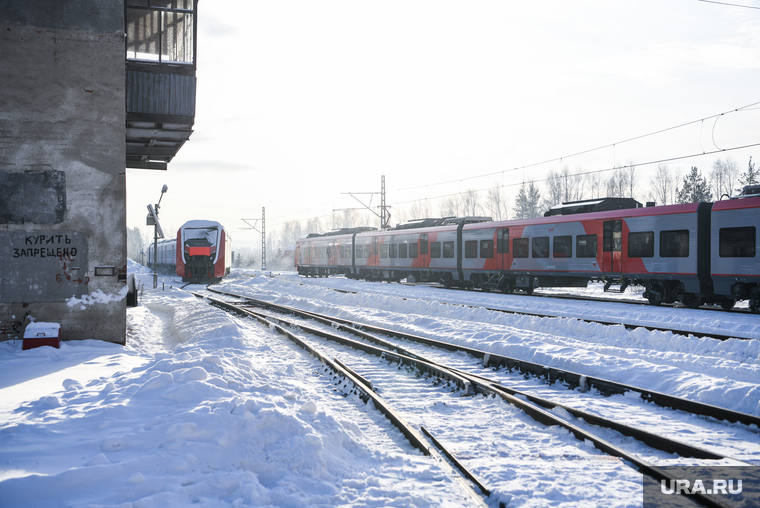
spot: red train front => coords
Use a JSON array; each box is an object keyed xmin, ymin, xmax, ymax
[{"xmin": 176, "ymin": 220, "xmax": 231, "ymax": 283}]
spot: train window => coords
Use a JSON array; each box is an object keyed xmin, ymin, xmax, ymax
[
  {"xmin": 399, "ymin": 243, "xmax": 408, "ymax": 258},
  {"xmin": 660, "ymin": 230, "xmax": 689, "ymax": 258},
  {"xmin": 553, "ymin": 236, "xmax": 572, "ymax": 258},
  {"xmin": 628, "ymin": 231, "xmax": 654, "ymax": 258},
  {"xmin": 431, "ymin": 241, "xmax": 441, "ymax": 258},
  {"xmin": 480, "ymin": 239, "xmax": 494, "ymax": 258},
  {"xmin": 380, "ymin": 244, "xmax": 389, "ymax": 258},
  {"xmin": 720, "ymin": 227, "xmax": 756, "ymax": 257},
  {"xmin": 409, "ymin": 243, "xmax": 418, "ymax": 258},
  {"xmin": 513, "ymin": 238, "xmax": 529, "ymax": 258},
  {"xmin": 532, "ymin": 237, "xmax": 549, "ymax": 258},
  {"xmin": 356, "ymin": 246, "xmax": 363, "ymax": 259},
  {"xmin": 345, "ymin": 245, "xmax": 351, "ymax": 258},
  {"xmin": 497, "ymin": 229, "xmax": 509, "ymax": 254},
  {"xmin": 465, "ymin": 240, "xmax": 477, "ymax": 258},
  {"xmin": 420, "ymin": 234, "xmax": 428, "ymax": 255},
  {"xmin": 576, "ymin": 235, "xmax": 597, "ymax": 258},
  {"xmin": 390, "ymin": 244, "xmax": 398, "ymax": 258},
  {"xmin": 443, "ymin": 241, "xmax": 455, "ymax": 258}
]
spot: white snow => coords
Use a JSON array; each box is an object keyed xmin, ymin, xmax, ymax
[
  {"xmin": 0, "ymin": 260, "xmax": 758, "ymax": 507},
  {"xmin": 23, "ymin": 322, "xmax": 60, "ymax": 339}
]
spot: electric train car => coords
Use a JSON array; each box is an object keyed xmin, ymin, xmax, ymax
[
  {"xmin": 295, "ymin": 193, "xmax": 760, "ymax": 312},
  {"xmin": 176, "ymin": 220, "xmax": 231, "ymax": 283},
  {"xmin": 146, "ymin": 237, "xmax": 178, "ymax": 275},
  {"xmin": 710, "ymin": 189, "xmax": 760, "ymax": 312}
]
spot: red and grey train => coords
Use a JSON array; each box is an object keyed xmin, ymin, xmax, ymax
[
  {"xmin": 295, "ymin": 189, "xmax": 760, "ymax": 312},
  {"xmin": 147, "ymin": 220, "xmax": 232, "ymax": 283}
]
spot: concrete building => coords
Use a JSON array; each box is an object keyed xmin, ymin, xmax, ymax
[{"xmin": 0, "ymin": 0, "xmax": 197, "ymax": 344}]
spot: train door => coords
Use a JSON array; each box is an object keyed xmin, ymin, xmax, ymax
[
  {"xmin": 497, "ymin": 228, "xmax": 509, "ymax": 270},
  {"xmin": 603, "ymin": 220, "xmax": 622, "ymax": 273},
  {"xmin": 371, "ymin": 237, "xmax": 379, "ymax": 267},
  {"xmin": 419, "ymin": 233, "xmax": 430, "ymax": 279}
]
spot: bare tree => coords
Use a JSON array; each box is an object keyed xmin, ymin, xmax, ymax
[
  {"xmin": 570, "ymin": 167, "xmax": 588, "ymax": 202},
  {"xmin": 336, "ymin": 208, "xmax": 360, "ymax": 229},
  {"xmin": 486, "ymin": 183, "xmax": 509, "ymax": 221},
  {"xmin": 545, "ymin": 166, "xmax": 588, "ymax": 210},
  {"xmin": 649, "ymin": 164, "xmax": 673, "ymax": 206},
  {"xmin": 306, "ymin": 216, "xmax": 323, "ymax": 235},
  {"xmin": 408, "ymin": 199, "xmax": 433, "ymax": 220},
  {"xmin": 587, "ymin": 172, "xmax": 603, "ymax": 199},
  {"xmin": 438, "ymin": 195, "xmax": 460, "ymax": 217},
  {"xmin": 606, "ymin": 167, "xmax": 629, "ymax": 197},
  {"xmin": 711, "ymin": 157, "xmax": 740, "ymax": 200},
  {"xmin": 461, "ymin": 189, "xmax": 481, "ymax": 216},
  {"xmin": 544, "ymin": 169, "xmax": 564, "ymax": 210},
  {"xmin": 626, "ymin": 160, "xmax": 638, "ymax": 199}
]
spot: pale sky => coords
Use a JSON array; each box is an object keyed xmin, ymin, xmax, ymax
[{"xmin": 127, "ymin": 0, "xmax": 760, "ymax": 251}]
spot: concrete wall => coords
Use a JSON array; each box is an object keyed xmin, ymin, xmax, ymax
[{"xmin": 0, "ymin": 1, "xmax": 128, "ymax": 344}]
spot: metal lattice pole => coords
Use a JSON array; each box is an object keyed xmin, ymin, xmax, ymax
[
  {"xmin": 261, "ymin": 207, "xmax": 267, "ymax": 270},
  {"xmin": 381, "ymin": 175, "xmax": 386, "ymax": 229}
]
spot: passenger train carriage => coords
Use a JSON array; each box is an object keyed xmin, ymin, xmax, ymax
[{"xmin": 295, "ymin": 191, "xmax": 760, "ymax": 312}]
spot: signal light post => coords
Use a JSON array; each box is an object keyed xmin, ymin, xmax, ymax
[{"xmin": 146, "ymin": 184, "xmax": 168, "ymax": 289}]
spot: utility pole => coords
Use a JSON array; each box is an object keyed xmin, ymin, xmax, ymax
[
  {"xmin": 336, "ymin": 175, "xmax": 391, "ymax": 230},
  {"xmin": 241, "ymin": 206, "xmax": 267, "ymax": 270}
]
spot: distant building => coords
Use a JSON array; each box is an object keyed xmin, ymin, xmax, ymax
[{"xmin": 0, "ymin": 0, "xmax": 198, "ymax": 344}]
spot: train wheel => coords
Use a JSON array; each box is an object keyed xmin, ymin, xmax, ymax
[
  {"xmin": 720, "ymin": 299, "xmax": 736, "ymax": 311},
  {"xmin": 682, "ymin": 293, "xmax": 702, "ymax": 309},
  {"xmin": 750, "ymin": 300, "xmax": 760, "ymax": 314},
  {"xmin": 647, "ymin": 294, "xmax": 662, "ymax": 306}
]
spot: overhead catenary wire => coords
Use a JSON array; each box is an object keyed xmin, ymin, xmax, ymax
[
  {"xmin": 260, "ymin": 101, "xmax": 760, "ymax": 231},
  {"xmin": 389, "ymin": 100, "xmax": 760, "ymax": 195},
  {"xmin": 697, "ymin": 0, "xmax": 760, "ymax": 10},
  {"xmin": 388, "ymin": 140, "xmax": 760, "ymax": 208}
]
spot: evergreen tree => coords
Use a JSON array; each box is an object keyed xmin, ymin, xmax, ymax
[
  {"xmin": 676, "ymin": 166, "xmax": 713, "ymax": 204},
  {"xmin": 738, "ymin": 156, "xmax": 758, "ymax": 190},
  {"xmin": 512, "ymin": 181, "xmax": 542, "ymax": 219}
]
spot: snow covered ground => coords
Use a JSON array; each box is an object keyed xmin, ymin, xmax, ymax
[{"xmin": 1, "ymin": 261, "xmax": 758, "ymax": 507}]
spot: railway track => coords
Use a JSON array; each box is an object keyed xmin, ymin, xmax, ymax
[
  {"xmin": 189, "ymin": 286, "xmax": 759, "ymax": 508},
  {"xmin": 298, "ymin": 279, "xmax": 756, "ymax": 341}
]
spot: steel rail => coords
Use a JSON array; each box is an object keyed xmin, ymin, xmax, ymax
[
  {"xmin": 207, "ymin": 287, "xmax": 760, "ymax": 429},
  {"xmin": 237, "ymin": 295, "xmax": 745, "ymax": 461},
  {"xmin": 304, "ymin": 279, "xmax": 754, "ymax": 340},
  {"xmin": 191, "ymin": 291, "xmax": 490, "ymax": 508},
  {"xmin": 202, "ymin": 290, "xmax": 738, "ymax": 508}
]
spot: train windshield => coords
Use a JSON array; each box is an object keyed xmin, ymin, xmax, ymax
[{"xmin": 184, "ymin": 227, "xmax": 218, "ymax": 247}]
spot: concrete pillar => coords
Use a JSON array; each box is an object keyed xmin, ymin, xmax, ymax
[{"xmin": 0, "ymin": 1, "xmax": 128, "ymax": 344}]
